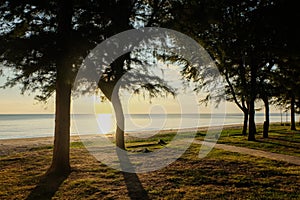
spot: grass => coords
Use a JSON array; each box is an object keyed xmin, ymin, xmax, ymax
[
  {"xmin": 0, "ymin": 124, "xmax": 300, "ymax": 199},
  {"xmin": 216, "ymin": 124, "xmax": 300, "ymax": 156}
]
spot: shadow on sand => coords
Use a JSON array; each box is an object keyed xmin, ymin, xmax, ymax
[
  {"xmin": 117, "ymin": 149, "xmax": 149, "ymax": 200},
  {"xmin": 26, "ymin": 172, "xmax": 69, "ymax": 200}
]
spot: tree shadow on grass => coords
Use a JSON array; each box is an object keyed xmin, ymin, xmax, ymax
[
  {"xmin": 257, "ymin": 139, "xmax": 300, "ymax": 149},
  {"xmin": 116, "ymin": 149, "xmax": 149, "ymax": 200},
  {"xmin": 26, "ymin": 172, "xmax": 69, "ymax": 200},
  {"xmin": 264, "ymin": 136, "xmax": 300, "ymax": 144}
]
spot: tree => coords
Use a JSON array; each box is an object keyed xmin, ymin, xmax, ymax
[
  {"xmin": 0, "ymin": 0, "xmax": 74, "ymax": 175},
  {"xmin": 257, "ymin": 0, "xmax": 300, "ymax": 131},
  {"xmin": 86, "ymin": 0, "xmax": 182, "ymax": 149},
  {"xmin": 0, "ymin": 0, "xmax": 136, "ymax": 175},
  {"xmin": 169, "ymin": 0, "xmax": 275, "ymax": 140},
  {"xmin": 257, "ymin": 81, "xmax": 276, "ymax": 138},
  {"xmin": 173, "ymin": 0, "xmax": 300, "ymax": 140},
  {"xmin": 49, "ymin": 0, "xmax": 74, "ymax": 175},
  {"xmin": 0, "ymin": 0, "xmax": 184, "ymax": 173},
  {"xmin": 271, "ymin": 60, "xmax": 300, "ymax": 131},
  {"xmin": 95, "ymin": 51, "xmax": 176, "ymax": 150}
]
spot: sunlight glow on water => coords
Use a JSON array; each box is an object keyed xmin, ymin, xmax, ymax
[{"xmin": 0, "ymin": 113, "xmax": 293, "ymax": 139}]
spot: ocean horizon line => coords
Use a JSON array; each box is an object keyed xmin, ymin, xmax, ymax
[{"xmin": 0, "ymin": 112, "xmax": 288, "ymax": 115}]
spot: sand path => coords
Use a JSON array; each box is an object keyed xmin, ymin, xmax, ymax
[{"xmin": 193, "ymin": 140, "xmax": 300, "ymax": 165}]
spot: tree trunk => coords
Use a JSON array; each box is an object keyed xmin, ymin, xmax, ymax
[
  {"xmin": 47, "ymin": 0, "xmax": 73, "ymax": 176},
  {"xmin": 263, "ymin": 97, "xmax": 269, "ymax": 138},
  {"xmin": 242, "ymin": 109, "xmax": 248, "ymax": 136},
  {"xmin": 98, "ymin": 53, "xmax": 131, "ymax": 150},
  {"xmin": 112, "ymin": 88, "xmax": 125, "ymax": 150},
  {"xmin": 248, "ymin": 98, "xmax": 256, "ymax": 141},
  {"xmin": 98, "ymin": 81, "xmax": 125, "ymax": 149},
  {"xmin": 291, "ymin": 95, "xmax": 297, "ymax": 130},
  {"xmin": 248, "ymin": 64, "xmax": 257, "ymax": 141},
  {"xmin": 48, "ymin": 72, "xmax": 72, "ymax": 175}
]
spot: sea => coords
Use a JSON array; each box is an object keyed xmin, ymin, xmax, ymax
[{"xmin": 0, "ymin": 113, "xmax": 295, "ymax": 140}]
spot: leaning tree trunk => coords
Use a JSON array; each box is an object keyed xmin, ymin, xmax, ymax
[
  {"xmin": 99, "ymin": 80, "xmax": 126, "ymax": 150},
  {"xmin": 242, "ymin": 109, "xmax": 248, "ymax": 136},
  {"xmin": 47, "ymin": 0, "xmax": 73, "ymax": 176},
  {"xmin": 263, "ymin": 96, "xmax": 270, "ymax": 138},
  {"xmin": 291, "ymin": 95, "xmax": 297, "ymax": 131},
  {"xmin": 98, "ymin": 52, "xmax": 131, "ymax": 150}
]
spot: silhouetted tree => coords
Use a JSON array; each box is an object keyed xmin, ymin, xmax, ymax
[
  {"xmin": 171, "ymin": 0, "xmax": 300, "ymax": 140},
  {"xmin": 0, "ymin": 0, "xmax": 136, "ymax": 174},
  {"xmin": 0, "ymin": 0, "xmax": 183, "ymax": 171}
]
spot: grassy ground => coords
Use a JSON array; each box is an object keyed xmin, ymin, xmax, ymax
[
  {"xmin": 0, "ymin": 124, "xmax": 300, "ymax": 199},
  {"xmin": 216, "ymin": 124, "xmax": 300, "ymax": 157}
]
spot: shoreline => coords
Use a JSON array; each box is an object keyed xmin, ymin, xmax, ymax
[
  {"xmin": 0, "ymin": 123, "xmax": 254, "ymax": 141},
  {"xmin": 0, "ymin": 123, "xmax": 276, "ymax": 156}
]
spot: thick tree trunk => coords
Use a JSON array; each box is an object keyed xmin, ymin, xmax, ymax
[
  {"xmin": 263, "ymin": 97, "xmax": 269, "ymax": 138},
  {"xmin": 47, "ymin": 0, "xmax": 73, "ymax": 176},
  {"xmin": 48, "ymin": 72, "xmax": 72, "ymax": 175},
  {"xmin": 291, "ymin": 95, "xmax": 297, "ymax": 131},
  {"xmin": 242, "ymin": 109, "xmax": 248, "ymax": 136}
]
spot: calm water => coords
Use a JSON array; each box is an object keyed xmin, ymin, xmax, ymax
[{"xmin": 0, "ymin": 113, "xmax": 294, "ymax": 139}]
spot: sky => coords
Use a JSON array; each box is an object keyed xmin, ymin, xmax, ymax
[
  {"xmin": 0, "ymin": 76, "xmax": 280, "ymax": 115},
  {"xmin": 0, "ymin": 74, "xmax": 229, "ymax": 114},
  {"xmin": 0, "ymin": 65, "xmax": 280, "ymax": 115},
  {"xmin": 0, "ymin": 87, "xmax": 236, "ymax": 114},
  {"xmin": 0, "ymin": 87, "xmax": 55, "ymax": 114},
  {"xmin": 0, "ymin": 65, "xmax": 234, "ymax": 114}
]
